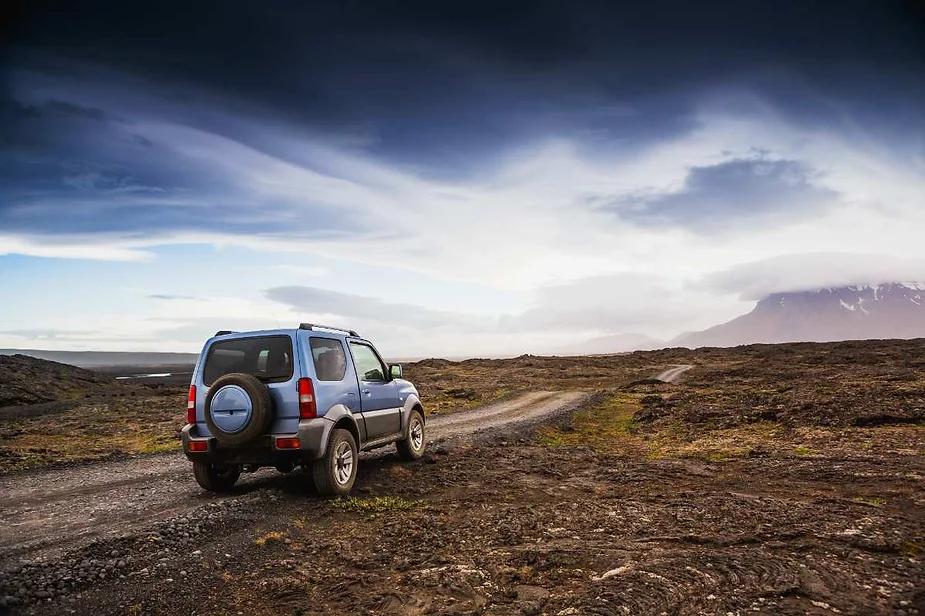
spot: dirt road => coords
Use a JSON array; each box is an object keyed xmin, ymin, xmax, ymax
[
  {"xmin": 0, "ymin": 390, "xmax": 588, "ymax": 567},
  {"xmin": 655, "ymin": 364, "xmax": 694, "ymax": 383}
]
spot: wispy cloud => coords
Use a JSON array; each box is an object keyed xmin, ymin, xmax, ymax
[{"xmin": 147, "ymin": 293, "xmax": 197, "ymax": 301}]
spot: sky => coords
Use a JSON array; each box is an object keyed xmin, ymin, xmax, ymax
[{"xmin": 2, "ymin": 0, "xmax": 925, "ymax": 357}]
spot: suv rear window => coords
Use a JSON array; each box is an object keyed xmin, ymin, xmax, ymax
[{"xmin": 202, "ymin": 335, "xmax": 293, "ymax": 386}]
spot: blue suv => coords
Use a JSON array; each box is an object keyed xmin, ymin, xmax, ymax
[{"xmin": 181, "ymin": 324, "xmax": 426, "ymax": 495}]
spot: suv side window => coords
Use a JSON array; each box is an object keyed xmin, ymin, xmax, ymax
[
  {"xmin": 349, "ymin": 343, "xmax": 387, "ymax": 382},
  {"xmin": 310, "ymin": 337, "xmax": 347, "ymax": 382}
]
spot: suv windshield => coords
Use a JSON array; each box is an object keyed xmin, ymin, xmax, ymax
[{"xmin": 202, "ymin": 335, "xmax": 293, "ymax": 386}]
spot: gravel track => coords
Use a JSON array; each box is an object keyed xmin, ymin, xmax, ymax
[
  {"xmin": 655, "ymin": 364, "xmax": 695, "ymax": 383},
  {"xmin": 0, "ymin": 390, "xmax": 589, "ymax": 568}
]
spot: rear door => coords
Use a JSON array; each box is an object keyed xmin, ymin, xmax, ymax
[
  {"xmin": 347, "ymin": 341, "xmax": 401, "ymax": 441},
  {"xmin": 197, "ymin": 333, "xmax": 300, "ymax": 436}
]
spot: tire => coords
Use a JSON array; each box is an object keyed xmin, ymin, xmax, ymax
[
  {"xmin": 312, "ymin": 428, "xmax": 358, "ymax": 496},
  {"xmin": 192, "ymin": 461, "xmax": 240, "ymax": 492},
  {"xmin": 204, "ymin": 373, "xmax": 273, "ymax": 446},
  {"xmin": 396, "ymin": 409, "xmax": 426, "ymax": 461}
]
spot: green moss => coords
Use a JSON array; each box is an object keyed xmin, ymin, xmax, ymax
[
  {"xmin": 331, "ymin": 495, "xmax": 424, "ymax": 513},
  {"xmin": 539, "ymin": 394, "xmax": 638, "ymax": 445},
  {"xmin": 794, "ymin": 445, "xmax": 818, "ymax": 456},
  {"xmin": 705, "ymin": 448, "xmax": 752, "ymax": 461}
]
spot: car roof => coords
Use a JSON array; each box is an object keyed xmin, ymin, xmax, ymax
[{"xmin": 208, "ymin": 328, "xmax": 363, "ymax": 343}]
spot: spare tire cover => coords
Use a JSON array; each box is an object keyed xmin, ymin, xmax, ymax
[
  {"xmin": 209, "ymin": 385, "xmax": 253, "ymax": 434},
  {"xmin": 204, "ymin": 373, "xmax": 273, "ymax": 445}
]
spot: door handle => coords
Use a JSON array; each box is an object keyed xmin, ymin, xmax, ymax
[
  {"xmin": 344, "ymin": 392, "xmax": 356, "ymax": 396},
  {"xmin": 362, "ymin": 389, "xmax": 371, "ymax": 395}
]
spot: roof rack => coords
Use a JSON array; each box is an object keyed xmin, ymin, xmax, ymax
[
  {"xmin": 299, "ymin": 323, "xmax": 359, "ymax": 337},
  {"xmin": 214, "ymin": 330, "xmax": 236, "ymax": 336}
]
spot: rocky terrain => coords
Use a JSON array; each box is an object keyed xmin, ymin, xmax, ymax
[{"xmin": 0, "ymin": 339, "xmax": 922, "ymax": 615}]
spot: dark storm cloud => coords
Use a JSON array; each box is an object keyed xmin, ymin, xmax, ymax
[
  {"xmin": 602, "ymin": 154, "xmax": 838, "ymax": 231},
  {"xmin": 9, "ymin": 0, "xmax": 924, "ymax": 172},
  {"xmin": 3, "ymin": 0, "xmax": 923, "ymax": 247}
]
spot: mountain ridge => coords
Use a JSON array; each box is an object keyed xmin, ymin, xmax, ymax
[{"xmin": 674, "ymin": 282, "xmax": 925, "ymax": 348}]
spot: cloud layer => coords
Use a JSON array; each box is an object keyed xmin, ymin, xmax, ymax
[
  {"xmin": 1, "ymin": 1, "xmax": 924, "ymax": 354},
  {"xmin": 701, "ymin": 254, "xmax": 925, "ymax": 300}
]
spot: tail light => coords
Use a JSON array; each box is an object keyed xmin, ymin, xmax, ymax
[
  {"xmin": 297, "ymin": 378, "xmax": 316, "ymax": 419},
  {"xmin": 276, "ymin": 437, "xmax": 301, "ymax": 449},
  {"xmin": 187, "ymin": 385, "xmax": 196, "ymax": 424}
]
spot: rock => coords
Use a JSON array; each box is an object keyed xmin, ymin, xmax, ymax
[
  {"xmin": 515, "ymin": 585, "xmax": 550, "ymax": 602},
  {"xmin": 519, "ymin": 601, "xmax": 542, "ymax": 616},
  {"xmin": 117, "ymin": 560, "xmax": 126, "ymax": 569}
]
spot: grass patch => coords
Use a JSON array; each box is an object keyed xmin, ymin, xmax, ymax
[
  {"xmin": 255, "ymin": 531, "xmax": 287, "ymax": 546},
  {"xmin": 332, "ymin": 495, "xmax": 424, "ymax": 514},
  {"xmin": 794, "ymin": 445, "xmax": 818, "ymax": 456},
  {"xmin": 537, "ymin": 393, "xmax": 645, "ymax": 454},
  {"xmin": 854, "ymin": 496, "xmax": 886, "ymax": 507},
  {"xmin": 705, "ymin": 448, "xmax": 753, "ymax": 461}
]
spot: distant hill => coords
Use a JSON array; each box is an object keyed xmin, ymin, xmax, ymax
[
  {"xmin": 0, "ymin": 349, "xmax": 199, "ymax": 368},
  {"xmin": 674, "ymin": 282, "xmax": 925, "ymax": 348},
  {"xmin": 558, "ymin": 333, "xmax": 664, "ymax": 355},
  {"xmin": 0, "ymin": 354, "xmax": 111, "ymax": 407}
]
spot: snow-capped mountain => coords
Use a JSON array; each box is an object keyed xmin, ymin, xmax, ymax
[{"xmin": 673, "ymin": 283, "xmax": 925, "ymax": 348}]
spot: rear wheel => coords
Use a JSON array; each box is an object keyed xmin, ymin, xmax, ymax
[
  {"xmin": 396, "ymin": 409, "xmax": 426, "ymax": 461},
  {"xmin": 192, "ymin": 461, "xmax": 240, "ymax": 492},
  {"xmin": 312, "ymin": 429, "xmax": 358, "ymax": 496}
]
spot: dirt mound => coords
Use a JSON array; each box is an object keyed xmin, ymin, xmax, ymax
[{"xmin": 0, "ymin": 354, "xmax": 110, "ymax": 408}]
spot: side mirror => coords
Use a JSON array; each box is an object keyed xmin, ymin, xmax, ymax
[{"xmin": 389, "ymin": 364, "xmax": 403, "ymax": 379}]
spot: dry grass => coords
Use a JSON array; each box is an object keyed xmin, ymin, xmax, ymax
[
  {"xmin": 254, "ymin": 531, "xmax": 287, "ymax": 546},
  {"xmin": 0, "ymin": 394, "xmax": 184, "ymax": 472}
]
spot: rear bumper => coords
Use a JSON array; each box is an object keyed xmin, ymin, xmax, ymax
[{"xmin": 181, "ymin": 417, "xmax": 332, "ymax": 465}]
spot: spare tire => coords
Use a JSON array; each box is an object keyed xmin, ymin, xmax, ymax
[{"xmin": 204, "ymin": 373, "xmax": 273, "ymax": 446}]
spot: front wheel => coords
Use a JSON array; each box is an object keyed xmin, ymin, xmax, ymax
[
  {"xmin": 312, "ymin": 429, "xmax": 358, "ymax": 496},
  {"xmin": 192, "ymin": 461, "xmax": 240, "ymax": 492},
  {"xmin": 396, "ymin": 409, "xmax": 426, "ymax": 461}
]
